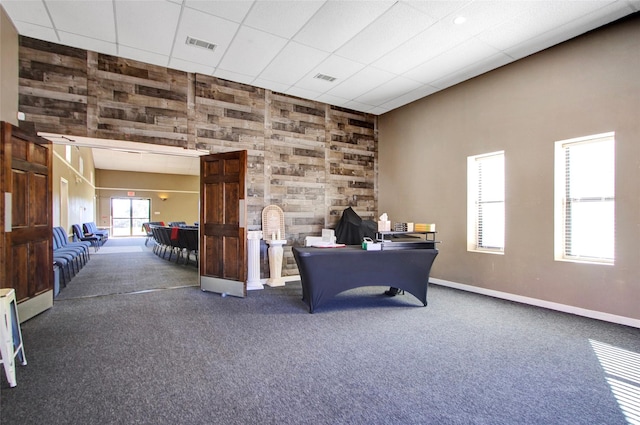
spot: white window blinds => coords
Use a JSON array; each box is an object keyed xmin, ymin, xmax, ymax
[
  {"xmin": 468, "ymin": 151, "xmax": 504, "ymax": 252},
  {"xmin": 560, "ymin": 134, "xmax": 615, "ymax": 262}
]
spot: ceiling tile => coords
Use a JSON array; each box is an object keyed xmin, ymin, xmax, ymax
[
  {"xmin": 213, "ymin": 69, "xmax": 255, "ymax": 86},
  {"xmin": 402, "ymin": 0, "xmax": 471, "ymax": 20},
  {"xmin": 1, "ymin": 0, "xmax": 51, "ymax": 27},
  {"xmin": 252, "ymin": 78, "xmax": 291, "ymax": 93},
  {"xmin": 217, "ymin": 26, "xmax": 288, "ymax": 76},
  {"xmin": 295, "ymin": 55, "xmax": 365, "ymax": 92},
  {"xmin": 119, "ymin": 46, "xmax": 170, "ymax": 69},
  {"xmin": 335, "ymin": 2, "xmax": 437, "ymax": 65},
  {"xmin": 293, "ymin": 1, "xmax": 395, "ymax": 52},
  {"xmin": 285, "ymin": 86, "xmax": 323, "ymax": 101},
  {"xmin": 46, "ymin": 0, "xmax": 116, "ymax": 42},
  {"xmin": 429, "ymin": 52, "xmax": 514, "ymax": 90},
  {"xmin": 326, "ymin": 66, "xmax": 396, "ymax": 100},
  {"xmin": 58, "ymin": 31, "xmax": 118, "ymax": 56},
  {"xmin": 244, "ymin": 0, "xmax": 326, "ymax": 39},
  {"xmin": 403, "ymin": 38, "xmax": 501, "ymax": 85},
  {"xmin": 372, "ymin": 19, "xmax": 473, "ymax": 74},
  {"xmin": 259, "ymin": 42, "xmax": 329, "ymax": 85},
  {"xmin": 378, "ymin": 84, "xmax": 440, "ymax": 112},
  {"xmin": 354, "ymin": 76, "xmax": 423, "ymax": 106},
  {"xmin": 170, "ymin": 7, "xmax": 239, "ymax": 66},
  {"xmin": 184, "ymin": 0, "xmax": 253, "ymax": 23},
  {"xmin": 9, "ymin": 22, "xmax": 58, "ymax": 44},
  {"xmin": 168, "ymin": 57, "xmax": 214, "ymax": 76},
  {"xmin": 115, "ymin": 0, "xmax": 181, "ymax": 55},
  {"xmin": 343, "ymin": 99, "xmax": 377, "ymax": 112},
  {"xmin": 450, "ymin": 0, "xmax": 534, "ymax": 38},
  {"xmin": 314, "ymin": 92, "xmax": 350, "ymax": 107}
]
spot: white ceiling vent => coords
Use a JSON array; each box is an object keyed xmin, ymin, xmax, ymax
[
  {"xmin": 186, "ymin": 36, "xmax": 217, "ymax": 52},
  {"xmin": 314, "ymin": 73, "xmax": 337, "ymax": 82}
]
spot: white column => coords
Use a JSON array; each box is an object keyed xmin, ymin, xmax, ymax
[{"xmin": 246, "ymin": 231, "xmax": 263, "ymax": 290}]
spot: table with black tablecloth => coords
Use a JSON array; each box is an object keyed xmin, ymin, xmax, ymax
[{"xmin": 292, "ymin": 245, "xmax": 438, "ymax": 313}]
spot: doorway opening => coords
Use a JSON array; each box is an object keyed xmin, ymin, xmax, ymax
[{"xmin": 111, "ymin": 198, "xmax": 150, "ymax": 237}]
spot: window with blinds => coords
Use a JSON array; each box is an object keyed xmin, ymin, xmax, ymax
[
  {"xmin": 555, "ymin": 133, "xmax": 615, "ymax": 263},
  {"xmin": 467, "ymin": 151, "xmax": 504, "ymax": 253}
]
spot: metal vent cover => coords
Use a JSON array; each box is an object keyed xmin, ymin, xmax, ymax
[
  {"xmin": 314, "ymin": 73, "xmax": 337, "ymax": 82},
  {"xmin": 186, "ymin": 36, "xmax": 217, "ymax": 52}
]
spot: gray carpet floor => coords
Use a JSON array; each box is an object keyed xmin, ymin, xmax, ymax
[{"xmin": 1, "ymin": 237, "xmax": 639, "ymax": 424}]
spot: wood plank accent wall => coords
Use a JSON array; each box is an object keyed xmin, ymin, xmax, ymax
[{"xmin": 17, "ymin": 36, "xmax": 377, "ymax": 276}]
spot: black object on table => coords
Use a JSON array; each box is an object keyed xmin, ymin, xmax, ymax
[{"xmin": 292, "ymin": 245, "xmax": 438, "ymax": 313}]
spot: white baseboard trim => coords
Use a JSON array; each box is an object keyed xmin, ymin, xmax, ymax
[{"xmin": 430, "ymin": 278, "xmax": 640, "ymax": 329}]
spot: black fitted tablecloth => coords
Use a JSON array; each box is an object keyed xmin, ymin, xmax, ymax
[{"xmin": 292, "ymin": 246, "xmax": 438, "ymax": 313}]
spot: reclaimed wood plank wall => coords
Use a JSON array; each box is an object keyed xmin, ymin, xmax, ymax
[{"xmin": 18, "ymin": 36, "xmax": 377, "ymax": 276}]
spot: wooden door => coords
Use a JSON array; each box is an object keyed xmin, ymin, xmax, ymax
[
  {"xmin": 200, "ymin": 150, "xmax": 247, "ymax": 297},
  {"xmin": 0, "ymin": 123, "xmax": 53, "ymax": 321}
]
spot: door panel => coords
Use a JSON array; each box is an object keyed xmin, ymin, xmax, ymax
[
  {"xmin": 1, "ymin": 123, "xmax": 53, "ymax": 321},
  {"xmin": 200, "ymin": 150, "xmax": 247, "ymax": 297}
]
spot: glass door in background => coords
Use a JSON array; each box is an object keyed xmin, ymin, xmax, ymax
[{"xmin": 111, "ymin": 198, "xmax": 151, "ymax": 236}]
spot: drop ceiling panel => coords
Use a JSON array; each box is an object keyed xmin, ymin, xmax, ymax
[
  {"xmin": 371, "ymin": 19, "xmax": 473, "ymax": 75},
  {"xmin": 335, "ymin": 2, "xmax": 437, "ymax": 65},
  {"xmin": 430, "ymin": 52, "xmax": 514, "ymax": 90},
  {"xmin": 295, "ymin": 55, "xmax": 365, "ymax": 92},
  {"xmin": 115, "ymin": 1, "xmax": 181, "ymax": 55},
  {"xmin": 0, "ymin": 0, "xmax": 51, "ymax": 26},
  {"xmin": 213, "ymin": 68, "xmax": 255, "ymax": 86},
  {"xmin": 451, "ymin": 0, "xmax": 535, "ymax": 37},
  {"xmin": 58, "ymin": 31, "xmax": 118, "ymax": 56},
  {"xmin": 354, "ymin": 75, "xmax": 423, "ymax": 106},
  {"xmin": 403, "ymin": 0, "xmax": 471, "ymax": 20},
  {"xmin": 378, "ymin": 84, "xmax": 440, "ymax": 111},
  {"xmin": 285, "ymin": 86, "xmax": 324, "ymax": 102},
  {"xmin": 404, "ymin": 38, "xmax": 503, "ymax": 85},
  {"xmin": 218, "ymin": 26, "xmax": 288, "ymax": 76},
  {"xmin": 293, "ymin": 1, "xmax": 394, "ymax": 52},
  {"xmin": 168, "ymin": 57, "xmax": 215, "ymax": 76},
  {"xmin": 259, "ymin": 42, "xmax": 329, "ymax": 86},
  {"xmin": 184, "ymin": 0, "xmax": 253, "ymax": 23},
  {"xmin": 326, "ymin": 66, "xmax": 396, "ymax": 100},
  {"xmin": 8, "ymin": 21, "xmax": 58, "ymax": 44},
  {"xmin": 47, "ymin": 0, "xmax": 116, "ymax": 42},
  {"xmin": 119, "ymin": 46, "xmax": 170, "ymax": 69},
  {"xmin": 170, "ymin": 7, "xmax": 239, "ymax": 66},
  {"xmin": 243, "ymin": 0, "xmax": 325, "ymax": 39}
]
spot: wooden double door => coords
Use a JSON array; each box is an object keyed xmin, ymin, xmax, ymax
[{"xmin": 0, "ymin": 122, "xmax": 53, "ymax": 321}]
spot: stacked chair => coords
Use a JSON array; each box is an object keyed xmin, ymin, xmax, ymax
[
  {"xmin": 52, "ymin": 227, "xmax": 92, "ymax": 288},
  {"xmin": 149, "ymin": 224, "xmax": 198, "ymax": 266},
  {"xmin": 141, "ymin": 221, "xmax": 164, "ymax": 246}
]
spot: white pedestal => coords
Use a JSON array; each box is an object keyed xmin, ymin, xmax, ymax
[
  {"xmin": 265, "ymin": 239, "xmax": 287, "ymax": 287},
  {"xmin": 246, "ymin": 231, "xmax": 263, "ymax": 291}
]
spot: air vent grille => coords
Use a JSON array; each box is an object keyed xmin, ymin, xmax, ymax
[
  {"xmin": 186, "ymin": 36, "xmax": 217, "ymax": 52},
  {"xmin": 314, "ymin": 73, "xmax": 337, "ymax": 82}
]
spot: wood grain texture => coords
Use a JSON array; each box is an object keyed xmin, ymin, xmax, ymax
[{"xmin": 17, "ymin": 37, "xmax": 378, "ymax": 276}]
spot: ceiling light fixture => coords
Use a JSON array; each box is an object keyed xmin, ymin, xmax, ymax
[
  {"xmin": 453, "ymin": 16, "xmax": 467, "ymax": 25},
  {"xmin": 314, "ymin": 73, "xmax": 337, "ymax": 82}
]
